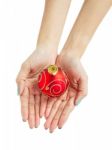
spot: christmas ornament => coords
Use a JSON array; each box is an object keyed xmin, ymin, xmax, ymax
[{"xmin": 38, "ymin": 65, "xmax": 69, "ymax": 97}]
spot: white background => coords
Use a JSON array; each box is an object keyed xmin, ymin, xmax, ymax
[{"xmin": 0, "ymin": 0, "xmax": 112, "ymax": 150}]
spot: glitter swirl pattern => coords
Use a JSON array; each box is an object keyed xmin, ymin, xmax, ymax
[{"xmin": 38, "ymin": 67, "xmax": 69, "ymax": 97}]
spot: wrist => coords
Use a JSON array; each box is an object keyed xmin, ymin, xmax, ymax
[
  {"xmin": 61, "ymin": 34, "xmax": 90, "ymax": 59},
  {"xmin": 60, "ymin": 48, "xmax": 82, "ymax": 60},
  {"xmin": 35, "ymin": 42, "xmax": 58, "ymax": 54}
]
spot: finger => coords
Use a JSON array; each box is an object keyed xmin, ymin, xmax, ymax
[
  {"xmin": 44, "ymin": 90, "xmax": 68, "ymax": 131},
  {"xmin": 58, "ymin": 97, "xmax": 75, "ymax": 129},
  {"xmin": 75, "ymin": 77, "xmax": 88, "ymax": 105},
  {"xmin": 16, "ymin": 63, "xmax": 30, "ymax": 93},
  {"xmin": 49, "ymin": 90, "xmax": 68, "ymax": 132},
  {"xmin": 16, "ymin": 63, "xmax": 30, "ymax": 82},
  {"xmin": 20, "ymin": 86, "xmax": 29, "ymax": 121},
  {"xmin": 35, "ymin": 94, "xmax": 40, "ymax": 128},
  {"xmin": 28, "ymin": 94, "xmax": 35, "ymax": 129},
  {"xmin": 40, "ymin": 94, "xmax": 48, "ymax": 118},
  {"xmin": 17, "ymin": 80, "xmax": 25, "ymax": 96},
  {"xmin": 50, "ymin": 100, "xmax": 67, "ymax": 132},
  {"xmin": 44, "ymin": 99, "xmax": 62, "ymax": 130},
  {"xmin": 45, "ymin": 97, "xmax": 56, "ymax": 118}
]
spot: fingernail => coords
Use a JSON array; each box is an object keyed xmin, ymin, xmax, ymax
[
  {"xmin": 35, "ymin": 120, "xmax": 40, "ymax": 128},
  {"xmin": 58, "ymin": 127, "xmax": 62, "ymax": 129},
  {"xmin": 22, "ymin": 119, "xmax": 26, "ymax": 122},
  {"xmin": 45, "ymin": 127, "xmax": 48, "ymax": 130},
  {"xmin": 50, "ymin": 130, "xmax": 53, "ymax": 133},
  {"xmin": 75, "ymin": 99, "xmax": 82, "ymax": 106},
  {"xmin": 35, "ymin": 124, "xmax": 39, "ymax": 128},
  {"xmin": 44, "ymin": 123, "xmax": 48, "ymax": 129},
  {"xmin": 29, "ymin": 124, "xmax": 35, "ymax": 129},
  {"xmin": 40, "ymin": 115, "xmax": 43, "ymax": 118}
]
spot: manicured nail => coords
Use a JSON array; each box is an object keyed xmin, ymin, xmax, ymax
[
  {"xmin": 75, "ymin": 99, "xmax": 82, "ymax": 106},
  {"xmin": 30, "ymin": 127, "xmax": 33, "ymax": 129},
  {"xmin": 45, "ymin": 127, "xmax": 48, "ymax": 130},
  {"xmin": 35, "ymin": 124, "xmax": 39, "ymax": 128},
  {"xmin": 50, "ymin": 130, "xmax": 53, "ymax": 133},
  {"xmin": 22, "ymin": 119, "xmax": 26, "ymax": 122},
  {"xmin": 40, "ymin": 115, "xmax": 43, "ymax": 118},
  {"xmin": 44, "ymin": 124, "xmax": 48, "ymax": 130},
  {"xmin": 44, "ymin": 123, "xmax": 48, "ymax": 130}
]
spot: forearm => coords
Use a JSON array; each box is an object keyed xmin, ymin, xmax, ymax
[
  {"xmin": 37, "ymin": 0, "xmax": 71, "ymax": 52},
  {"xmin": 61, "ymin": 0, "xmax": 112, "ymax": 58}
]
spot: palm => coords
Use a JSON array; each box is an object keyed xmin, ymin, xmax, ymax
[
  {"xmin": 44, "ymin": 54, "xmax": 88, "ymax": 132},
  {"xmin": 56, "ymin": 53, "xmax": 88, "ymax": 104},
  {"xmin": 24, "ymin": 50, "xmax": 56, "ymax": 94},
  {"xmin": 16, "ymin": 49, "xmax": 56, "ymax": 128}
]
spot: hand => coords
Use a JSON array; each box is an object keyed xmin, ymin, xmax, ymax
[
  {"xmin": 16, "ymin": 48, "xmax": 57, "ymax": 128},
  {"xmin": 44, "ymin": 52, "xmax": 88, "ymax": 132},
  {"xmin": 57, "ymin": 52, "xmax": 88, "ymax": 104}
]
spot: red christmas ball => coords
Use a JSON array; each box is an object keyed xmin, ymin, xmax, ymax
[{"xmin": 38, "ymin": 65, "xmax": 69, "ymax": 97}]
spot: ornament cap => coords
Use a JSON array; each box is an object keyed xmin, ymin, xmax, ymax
[{"xmin": 48, "ymin": 65, "xmax": 58, "ymax": 75}]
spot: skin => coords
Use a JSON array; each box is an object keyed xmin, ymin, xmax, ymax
[
  {"xmin": 45, "ymin": 0, "xmax": 112, "ymax": 132},
  {"xmin": 16, "ymin": 0, "xmax": 112, "ymax": 131},
  {"xmin": 16, "ymin": 0, "xmax": 71, "ymax": 128},
  {"xmin": 16, "ymin": 49, "xmax": 56, "ymax": 128}
]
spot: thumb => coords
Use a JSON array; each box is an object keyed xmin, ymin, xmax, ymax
[
  {"xmin": 74, "ymin": 77, "xmax": 88, "ymax": 106},
  {"xmin": 16, "ymin": 63, "xmax": 30, "ymax": 95}
]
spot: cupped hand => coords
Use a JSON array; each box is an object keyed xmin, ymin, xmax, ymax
[
  {"xmin": 44, "ymin": 52, "xmax": 88, "ymax": 132},
  {"xmin": 16, "ymin": 48, "xmax": 57, "ymax": 128}
]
